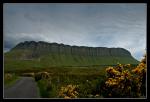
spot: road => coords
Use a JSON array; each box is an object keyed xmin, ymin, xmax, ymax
[{"xmin": 4, "ymin": 77, "xmax": 40, "ymax": 98}]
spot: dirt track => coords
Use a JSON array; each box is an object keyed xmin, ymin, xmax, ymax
[{"xmin": 4, "ymin": 77, "xmax": 40, "ymax": 98}]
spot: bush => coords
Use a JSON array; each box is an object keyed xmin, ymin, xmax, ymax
[
  {"xmin": 58, "ymin": 84, "xmax": 79, "ymax": 98},
  {"xmin": 4, "ymin": 73, "xmax": 13, "ymax": 80},
  {"xmin": 34, "ymin": 71, "xmax": 50, "ymax": 81},
  {"xmin": 101, "ymin": 54, "xmax": 146, "ymax": 98}
]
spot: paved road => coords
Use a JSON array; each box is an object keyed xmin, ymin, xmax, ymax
[{"xmin": 4, "ymin": 77, "xmax": 40, "ymax": 98}]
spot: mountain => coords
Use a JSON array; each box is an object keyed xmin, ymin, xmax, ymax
[{"xmin": 4, "ymin": 41, "xmax": 139, "ymax": 70}]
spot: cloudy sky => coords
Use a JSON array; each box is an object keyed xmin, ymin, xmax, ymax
[{"xmin": 3, "ymin": 3, "xmax": 146, "ymax": 61}]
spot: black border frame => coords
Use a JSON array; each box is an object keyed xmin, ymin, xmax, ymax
[{"xmin": 1, "ymin": 0, "xmax": 149, "ymax": 102}]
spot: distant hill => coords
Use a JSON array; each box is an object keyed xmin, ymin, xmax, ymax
[{"xmin": 4, "ymin": 41, "xmax": 139, "ymax": 71}]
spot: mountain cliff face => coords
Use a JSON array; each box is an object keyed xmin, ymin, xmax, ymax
[
  {"xmin": 11, "ymin": 41, "xmax": 131, "ymax": 58},
  {"xmin": 5, "ymin": 41, "xmax": 139, "ymax": 69}
]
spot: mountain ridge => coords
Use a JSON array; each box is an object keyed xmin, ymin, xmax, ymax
[{"xmin": 11, "ymin": 41, "xmax": 132, "ymax": 57}]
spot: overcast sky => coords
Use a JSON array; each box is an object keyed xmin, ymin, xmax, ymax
[{"xmin": 3, "ymin": 3, "xmax": 146, "ymax": 61}]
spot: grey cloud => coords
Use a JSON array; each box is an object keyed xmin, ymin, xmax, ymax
[{"xmin": 3, "ymin": 3, "xmax": 146, "ymax": 60}]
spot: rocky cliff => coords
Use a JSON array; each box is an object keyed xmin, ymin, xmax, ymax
[{"xmin": 12, "ymin": 41, "xmax": 131, "ymax": 57}]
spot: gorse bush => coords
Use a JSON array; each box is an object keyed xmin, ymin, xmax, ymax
[
  {"xmin": 59, "ymin": 84, "xmax": 79, "ymax": 98},
  {"xmin": 131, "ymin": 54, "xmax": 146, "ymax": 96},
  {"xmin": 101, "ymin": 54, "xmax": 146, "ymax": 98},
  {"xmin": 4, "ymin": 73, "xmax": 13, "ymax": 80}
]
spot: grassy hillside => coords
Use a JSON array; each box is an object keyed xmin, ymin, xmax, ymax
[
  {"xmin": 4, "ymin": 49, "xmax": 139, "ymax": 72},
  {"xmin": 4, "ymin": 41, "xmax": 139, "ymax": 72}
]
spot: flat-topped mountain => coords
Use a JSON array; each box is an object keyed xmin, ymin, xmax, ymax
[
  {"xmin": 4, "ymin": 41, "xmax": 139, "ymax": 70},
  {"xmin": 11, "ymin": 41, "xmax": 131, "ymax": 57}
]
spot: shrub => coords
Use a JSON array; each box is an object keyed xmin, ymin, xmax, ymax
[
  {"xmin": 101, "ymin": 54, "xmax": 146, "ymax": 98},
  {"xmin": 34, "ymin": 71, "xmax": 50, "ymax": 81},
  {"xmin": 59, "ymin": 84, "xmax": 79, "ymax": 98},
  {"xmin": 132, "ymin": 54, "xmax": 146, "ymax": 96},
  {"xmin": 4, "ymin": 73, "xmax": 13, "ymax": 80}
]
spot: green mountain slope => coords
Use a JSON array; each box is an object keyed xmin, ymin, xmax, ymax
[{"xmin": 4, "ymin": 41, "xmax": 139, "ymax": 71}]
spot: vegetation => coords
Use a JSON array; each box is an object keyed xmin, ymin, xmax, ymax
[
  {"xmin": 59, "ymin": 84, "xmax": 79, "ymax": 98},
  {"xmin": 33, "ymin": 66, "xmax": 106, "ymax": 98},
  {"xmin": 34, "ymin": 72, "xmax": 50, "ymax": 81},
  {"xmin": 6, "ymin": 56, "xmax": 138, "ymax": 67},
  {"xmin": 101, "ymin": 54, "xmax": 146, "ymax": 98},
  {"xmin": 4, "ymin": 73, "xmax": 20, "ymax": 88}
]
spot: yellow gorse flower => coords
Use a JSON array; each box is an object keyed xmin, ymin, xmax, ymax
[
  {"xmin": 59, "ymin": 84, "xmax": 79, "ymax": 98},
  {"xmin": 103, "ymin": 53, "xmax": 146, "ymax": 97}
]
